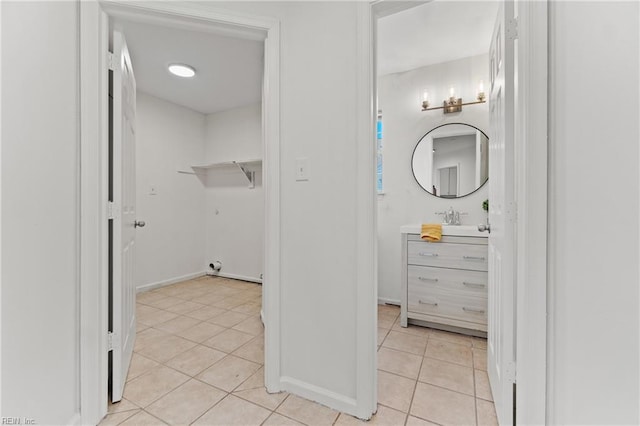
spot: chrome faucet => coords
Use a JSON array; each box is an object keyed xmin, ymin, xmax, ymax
[{"xmin": 436, "ymin": 207, "xmax": 466, "ymax": 225}]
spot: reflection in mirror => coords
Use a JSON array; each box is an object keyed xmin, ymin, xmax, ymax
[{"xmin": 411, "ymin": 123, "xmax": 488, "ymax": 198}]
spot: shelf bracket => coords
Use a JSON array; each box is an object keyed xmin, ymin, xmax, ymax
[{"xmin": 233, "ymin": 161, "xmax": 255, "ymax": 189}]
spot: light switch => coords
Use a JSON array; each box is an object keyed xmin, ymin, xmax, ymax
[
  {"xmin": 296, "ymin": 157, "xmax": 310, "ymax": 181},
  {"xmin": 149, "ymin": 185, "xmax": 158, "ymax": 195}
]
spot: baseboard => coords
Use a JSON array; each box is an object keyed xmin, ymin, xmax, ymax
[
  {"xmin": 136, "ymin": 271, "xmax": 206, "ymax": 293},
  {"xmin": 67, "ymin": 413, "xmax": 82, "ymax": 426},
  {"xmin": 280, "ymin": 376, "xmax": 359, "ymax": 418},
  {"xmin": 378, "ymin": 297, "xmax": 401, "ymax": 306},
  {"xmin": 206, "ymin": 271, "xmax": 263, "ymax": 284}
]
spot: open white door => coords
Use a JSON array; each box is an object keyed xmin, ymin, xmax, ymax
[
  {"xmin": 110, "ymin": 30, "xmax": 139, "ymax": 403},
  {"xmin": 487, "ymin": 1, "xmax": 516, "ymax": 424}
]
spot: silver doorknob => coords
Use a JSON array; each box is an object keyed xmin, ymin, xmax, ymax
[
  {"xmin": 134, "ymin": 220, "xmax": 146, "ymax": 228},
  {"xmin": 478, "ymin": 223, "xmax": 491, "ymax": 233}
]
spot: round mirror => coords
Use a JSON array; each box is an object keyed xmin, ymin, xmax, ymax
[{"xmin": 411, "ymin": 123, "xmax": 489, "ymax": 198}]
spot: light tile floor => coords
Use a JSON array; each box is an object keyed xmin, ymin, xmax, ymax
[{"xmin": 101, "ymin": 277, "xmax": 497, "ymax": 426}]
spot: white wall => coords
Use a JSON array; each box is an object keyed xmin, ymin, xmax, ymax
[
  {"xmin": 135, "ymin": 92, "xmax": 206, "ymax": 290},
  {"xmin": 204, "ymin": 103, "xmax": 263, "ymax": 282},
  {"xmin": 1, "ymin": 2, "xmax": 80, "ymax": 423},
  {"xmin": 548, "ymin": 1, "xmax": 639, "ymax": 424},
  {"xmin": 377, "ymin": 54, "xmax": 489, "ymax": 303}
]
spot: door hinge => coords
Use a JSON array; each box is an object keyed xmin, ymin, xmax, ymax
[
  {"xmin": 107, "ymin": 51, "xmax": 115, "ymax": 71},
  {"xmin": 507, "ymin": 17, "xmax": 519, "ymax": 40},
  {"xmin": 506, "ymin": 360, "xmax": 517, "ymax": 383},
  {"xmin": 107, "ymin": 331, "xmax": 114, "ymax": 351},
  {"xmin": 107, "ymin": 201, "xmax": 120, "ymax": 220}
]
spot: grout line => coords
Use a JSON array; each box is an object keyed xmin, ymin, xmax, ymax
[
  {"xmin": 403, "ymin": 335, "xmax": 428, "ymax": 426},
  {"xmin": 472, "ymin": 347, "xmax": 479, "ymax": 426}
]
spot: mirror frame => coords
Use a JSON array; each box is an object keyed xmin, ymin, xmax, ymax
[{"xmin": 411, "ymin": 122, "xmax": 489, "ymax": 198}]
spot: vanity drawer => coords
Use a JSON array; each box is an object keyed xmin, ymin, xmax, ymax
[
  {"xmin": 407, "ymin": 265, "xmax": 487, "ymax": 297},
  {"xmin": 408, "ymin": 285, "xmax": 487, "ymax": 325},
  {"xmin": 407, "ymin": 241, "xmax": 488, "ymax": 271}
]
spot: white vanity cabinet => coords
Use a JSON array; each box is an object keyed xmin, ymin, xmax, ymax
[{"xmin": 400, "ymin": 226, "xmax": 488, "ymax": 336}]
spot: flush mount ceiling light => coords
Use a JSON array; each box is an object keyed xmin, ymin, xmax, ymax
[{"xmin": 168, "ymin": 63, "xmax": 196, "ymax": 78}]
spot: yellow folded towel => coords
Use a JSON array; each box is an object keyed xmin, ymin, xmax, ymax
[{"xmin": 421, "ymin": 223, "xmax": 442, "ymax": 242}]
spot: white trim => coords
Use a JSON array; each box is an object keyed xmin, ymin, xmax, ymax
[
  {"xmin": 354, "ymin": 2, "xmax": 377, "ymax": 421},
  {"xmin": 377, "ymin": 297, "xmax": 401, "ymax": 306},
  {"xmin": 280, "ymin": 376, "xmax": 358, "ymax": 415},
  {"xmin": 514, "ymin": 1, "xmax": 548, "ymax": 425},
  {"xmin": 66, "ymin": 413, "xmax": 82, "ymax": 426},
  {"xmin": 79, "ymin": 2, "xmax": 281, "ymax": 422},
  {"xmin": 136, "ymin": 271, "xmax": 207, "ymax": 293},
  {"xmin": 205, "ymin": 271, "xmax": 263, "ymax": 285},
  {"xmin": 79, "ymin": 2, "xmax": 109, "ymax": 424}
]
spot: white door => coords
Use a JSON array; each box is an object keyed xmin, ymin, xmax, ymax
[
  {"xmin": 110, "ymin": 30, "xmax": 139, "ymax": 403},
  {"xmin": 487, "ymin": 1, "xmax": 516, "ymax": 424}
]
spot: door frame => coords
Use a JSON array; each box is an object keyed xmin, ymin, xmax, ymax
[
  {"xmin": 78, "ymin": 2, "xmax": 281, "ymax": 424},
  {"xmin": 368, "ymin": 1, "xmax": 548, "ymax": 424}
]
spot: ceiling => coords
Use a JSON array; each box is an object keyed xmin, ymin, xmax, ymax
[
  {"xmin": 377, "ymin": 1, "xmax": 500, "ymax": 76},
  {"xmin": 116, "ymin": 19, "xmax": 264, "ymax": 115}
]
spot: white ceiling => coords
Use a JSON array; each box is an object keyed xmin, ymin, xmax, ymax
[
  {"xmin": 116, "ymin": 19, "xmax": 264, "ymax": 115},
  {"xmin": 377, "ymin": 1, "xmax": 500, "ymax": 76}
]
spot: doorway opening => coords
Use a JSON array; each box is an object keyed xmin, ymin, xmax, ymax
[{"xmin": 79, "ymin": 3, "xmax": 281, "ymax": 424}]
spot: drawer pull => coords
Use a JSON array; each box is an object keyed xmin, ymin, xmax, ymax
[
  {"xmin": 418, "ymin": 252, "xmax": 439, "ymax": 257},
  {"xmin": 418, "ymin": 300, "xmax": 438, "ymax": 307},
  {"xmin": 463, "ymin": 255, "xmax": 486, "ymax": 261},
  {"xmin": 418, "ymin": 277, "xmax": 439, "ymax": 282},
  {"xmin": 462, "ymin": 281, "xmax": 485, "ymax": 289},
  {"xmin": 462, "ymin": 307, "xmax": 486, "ymax": 314}
]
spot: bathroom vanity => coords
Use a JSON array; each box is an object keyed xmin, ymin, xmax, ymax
[{"xmin": 400, "ymin": 225, "xmax": 488, "ymax": 336}]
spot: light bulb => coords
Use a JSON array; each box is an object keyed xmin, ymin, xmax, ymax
[
  {"xmin": 478, "ymin": 80, "xmax": 484, "ymax": 92},
  {"xmin": 422, "ymin": 91, "xmax": 429, "ymax": 102},
  {"xmin": 449, "ymin": 87, "xmax": 455, "ymax": 98}
]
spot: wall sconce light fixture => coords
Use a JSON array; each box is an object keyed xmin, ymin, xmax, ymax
[{"xmin": 421, "ymin": 82, "xmax": 486, "ymax": 114}]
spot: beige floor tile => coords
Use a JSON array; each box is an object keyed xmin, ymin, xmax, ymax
[
  {"xmin": 235, "ymin": 367, "xmax": 265, "ymax": 391},
  {"xmin": 136, "ymin": 334, "xmax": 197, "ymax": 363},
  {"xmin": 232, "ymin": 302, "xmax": 262, "ymax": 316},
  {"xmin": 233, "ymin": 336, "xmax": 264, "ymax": 364},
  {"xmin": 134, "ymin": 328, "xmax": 170, "ymax": 352},
  {"xmin": 99, "ymin": 409, "xmax": 140, "ymax": 426},
  {"xmin": 138, "ymin": 292, "xmax": 169, "ymax": 306},
  {"xmin": 208, "ymin": 310, "xmax": 251, "ymax": 328},
  {"xmin": 378, "ymin": 314, "xmax": 397, "ymax": 329},
  {"xmin": 164, "ymin": 300, "xmax": 206, "ymax": 315},
  {"xmin": 165, "ymin": 345, "xmax": 226, "ymax": 377},
  {"xmin": 175, "ymin": 321, "xmax": 226, "ymax": 343},
  {"xmin": 184, "ymin": 305, "xmax": 228, "ymax": 321},
  {"xmin": 418, "ymin": 357, "xmax": 474, "ymax": 396},
  {"xmin": 276, "ymin": 394, "xmax": 340, "ymax": 426},
  {"xmin": 232, "ymin": 316, "xmax": 264, "ymax": 336},
  {"xmin": 144, "ymin": 296, "xmax": 185, "ymax": 310},
  {"xmin": 390, "ymin": 322, "xmax": 431, "ymax": 338},
  {"xmin": 155, "ymin": 286, "xmax": 189, "ymax": 298},
  {"xmin": 211, "ymin": 296, "xmax": 247, "ymax": 310},
  {"xmin": 377, "ymin": 370, "xmax": 416, "ymax": 413},
  {"xmin": 405, "ymin": 416, "xmax": 440, "ymax": 426},
  {"xmin": 127, "ymin": 354, "xmax": 160, "ymax": 382},
  {"xmin": 428, "ymin": 329, "xmax": 473, "ymax": 347},
  {"xmin": 410, "ymin": 382, "xmax": 475, "ymax": 426},
  {"xmin": 197, "ymin": 355, "xmax": 261, "ymax": 392},
  {"xmin": 123, "ymin": 365, "xmax": 190, "ymax": 408},
  {"xmin": 119, "ymin": 410, "xmax": 167, "ymax": 425},
  {"xmin": 153, "ymin": 315, "xmax": 201, "ymax": 334},
  {"xmin": 382, "ymin": 331, "xmax": 428, "ymax": 356},
  {"xmin": 137, "ymin": 303, "xmax": 161, "ymax": 316},
  {"xmin": 476, "ymin": 398, "xmax": 499, "ymax": 426},
  {"xmin": 475, "ymin": 370, "xmax": 493, "ymax": 401},
  {"xmin": 472, "ymin": 337, "xmax": 488, "ymax": 349},
  {"xmin": 137, "ymin": 323, "xmax": 151, "ymax": 332},
  {"xmin": 424, "ymin": 339, "xmax": 473, "ymax": 367},
  {"xmin": 473, "ymin": 347, "xmax": 488, "ymax": 371},
  {"xmin": 378, "ymin": 347, "xmax": 423, "ymax": 379},
  {"xmin": 378, "ymin": 304, "xmax": 400, "ymax": 315},
  {"xmin": 335, "ymin": 404, "xmax": 407, "ymax": 425},
  {"xmin": 138, "ymin": 309, "xmax": 179, "ymax": 327},
  {"xmin": 145, "ymin": 379, "xmax": 227, "ymax": 425},
  {"xmin": 203, "ymin": 329, "xmax": 255, "ymax": 353},
  {"xmin": 378, "ymin": 328, "xmax": 390, "ymax": 346},
  {"xmin": 193, "ymin": 395, "xmax": 271, "ymax": 426},
  {"xmin": 262, "ymin": 412, "xmax": 304, "ymax": 425},
  {"xmin": 233, "ymin": 387, "xmax": 288, "ymax": 411},
  {"xmin": 107, "ymin": 398, "xmax": 139, "ymax": 414}
]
